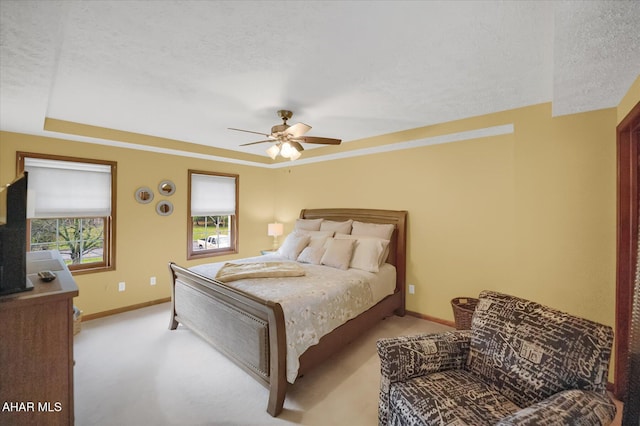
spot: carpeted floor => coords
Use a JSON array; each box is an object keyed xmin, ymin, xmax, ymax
[
  {"xmin": 73, "ymin": 302, "xmax": 452, "ymax": 426},
  {"xmin": 74, "ymin": 302, "xmax": 625, "ymax": 426}
]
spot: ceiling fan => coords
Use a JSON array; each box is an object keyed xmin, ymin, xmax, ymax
[{"xmin": 229, "ymin": 110, "xmax": 341, "ymax": 160}]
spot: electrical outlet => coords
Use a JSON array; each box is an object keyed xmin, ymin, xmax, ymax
[
  {"xmin": 150, "ymin": 276, "xmax": 156, "ymax": 286},
  {"xmin": 118, "ymin": 281, "xmax": 126, "ymax": 292},
  {"xmin": 408, "ymin": 284, "xmax": 415, "ymax": 294}
]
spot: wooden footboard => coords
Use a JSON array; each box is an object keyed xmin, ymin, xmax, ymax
[{"xmin": 168, "ymin": 262, "xmax": 287, "ymax": 416}]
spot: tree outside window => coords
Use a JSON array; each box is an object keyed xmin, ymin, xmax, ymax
[{"xmin": 30, "ymin": 218, "xmax": 105, "ymax": 265}]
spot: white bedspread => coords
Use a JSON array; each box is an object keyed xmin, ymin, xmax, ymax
[{"xmin": 189, "ymin": 254, "xmax": 396, "ymax": 383}]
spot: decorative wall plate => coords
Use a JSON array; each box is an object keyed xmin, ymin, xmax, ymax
[
  {"xmin": 156, "ymin": 200, "xmax": 173, "ymax": 216},
  {"xmin": 135, "ymin": 187, "xmax": 154, "ymax": 204},
  {"xmin": 158, "ymin": 180, "xmax": 176, "ymax": 196}
]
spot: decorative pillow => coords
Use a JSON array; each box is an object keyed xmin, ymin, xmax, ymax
[
  {"xmin": 277, "ymin": 232, "xmax": 311, "ymax": 260},
  {"xmin": 320, "ymin": 238, "xmax": 355, "ymax": 270},
  {"xmin": 295, "ymin": 218, "xmax": 323, "ymax": 231},
  {"xmin": 351, "ymin": 220, "xmax": 395, "ymax": 240},
  {"xmin": 319, "ymin": 219, "xmax": 353, "ymax": 234},
  {"xmin": 297, "ymin": 246, "xmax": 325, "ymax": 265},
  {"xmin": 294, "ymin": 230, "xmax": 334, "ymax": 248},
  {"xmin": 334, "ymin": 234, "xmax": 390, "ymax": 272}
]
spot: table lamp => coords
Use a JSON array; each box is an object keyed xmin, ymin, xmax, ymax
[{"xmin": 267, "ymin": 222, "xmax": 284, "ymax": 250}]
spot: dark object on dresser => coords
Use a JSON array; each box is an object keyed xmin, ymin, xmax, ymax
[{"xmin": 0, "ymin": 172, "xmax": 32, "ymax": 296}]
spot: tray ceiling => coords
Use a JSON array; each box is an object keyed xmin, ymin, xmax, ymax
[{"xmin": 1, "ymin": 1, "xmax": 638, "ymax": 165}]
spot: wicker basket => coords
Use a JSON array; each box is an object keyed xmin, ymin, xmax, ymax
[{"xmin": 451, "ymin": 297, "xmax": 479, "ymax": 330}]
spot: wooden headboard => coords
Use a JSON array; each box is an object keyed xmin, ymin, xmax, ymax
[{"xmin": 300, "ymin": 208, "xmax": 408, "ymax": 299}]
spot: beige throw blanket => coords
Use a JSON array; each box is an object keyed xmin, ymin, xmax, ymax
[{"xmin": 214, "ymin": 261, "xmax": 306, "ymax": 283}]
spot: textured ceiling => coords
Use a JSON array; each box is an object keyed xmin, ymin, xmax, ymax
[{"xmin": 1, "ymin": 1, "xmax": 639, "ymax": 164}]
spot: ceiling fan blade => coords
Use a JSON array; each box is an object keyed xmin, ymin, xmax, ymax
[
  {"xmin": 239, "ymin": 139, "xmax": 274, "ymax": 146},
  {"xmin": 229, "ymin": 127, "xmax": 271, "ymax": 137},
  {"xmin": 297, "ymin": 136, "xmax": 342, "ymax": 145},
  {"xmin": 286, "ymin": 122, "xmax": 311, "ymax": 138},
  {"xmin": 290, "ymin": 141, "xmax": 304, "ymax": 152}
]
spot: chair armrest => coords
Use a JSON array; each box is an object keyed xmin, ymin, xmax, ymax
[
  {"xmin": 376, "ymin": 330, "xmax": 471, "ymax": 426},
  {"xmin": 377, "ymin": 330, "xmax": 471, "ymax": 383},
  {"xmin": 496, "ymin": 389, "xmax": 617, "ymax": 426}
]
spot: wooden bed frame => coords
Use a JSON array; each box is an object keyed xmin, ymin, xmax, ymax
[{"xmin": 168, "ymin": 208, "xmax": 407, "ymax": 416}]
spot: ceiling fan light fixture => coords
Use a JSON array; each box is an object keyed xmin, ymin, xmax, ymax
[
  {"xmin": 266, "ymin": 144, "xmax": 280, "ymax": 160},
  {"xmin": 289, "ymin": 148, "xmax": 301, "ymax": 161},
  {"xmin": 266, "ymin": 142, "xmax": 301, "ymax": 161},
  {"xmin": 280, "ymin": 142, "xmax": 294, "ymax": 158},
  {"xmin": 232, "ymin": 109, "xmax": 340, "ymax": 161}
]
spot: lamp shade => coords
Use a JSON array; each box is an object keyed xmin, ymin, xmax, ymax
[
  {"xmin": 288, "ymin": 148, "xmax": 301, "ymax": 161},
  {"xmin": 266, "ymin": 144, "xmax": 280, "ymax": 160},
  {"xmin": 267, "ymin": 222, "xmax": 284, "ymax": 237},
  {"xmin": 280, "ymin": 142, "xmax": 293, "ymax": 158}
]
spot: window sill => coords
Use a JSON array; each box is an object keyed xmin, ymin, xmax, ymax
[{"xmin": 187, "ymin": 248, "xmax": 237, "ymax": 261}]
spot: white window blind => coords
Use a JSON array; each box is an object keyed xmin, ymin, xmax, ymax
[
  {"xmin": 24, "ymin": 158, "xmax": 112, "ymax": 218},
  {"xmin": 191, "ymin": 173, "xmax": 236, "ymax": 217}
]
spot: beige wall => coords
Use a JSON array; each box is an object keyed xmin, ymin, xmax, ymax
[{"xmin": 0, "ymin": 132, "xmax": 276, "ymax": 315}]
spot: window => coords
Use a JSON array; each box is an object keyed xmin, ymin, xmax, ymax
[
  {"xmin": 188, "ymin": 170, "xmax": 238, "ymax": 259},
  {"xmin": 18, "ymin": 152, "xmax": 116, "ymax": 273}
]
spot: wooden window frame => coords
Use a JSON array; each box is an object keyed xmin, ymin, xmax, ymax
[
  {"xmin": 187, "ymin": 169, "xmax": 239, "ymax": 260},
  {"xmin": 17, "ymin": 152, "xmax": 117, "ymax": 274}
]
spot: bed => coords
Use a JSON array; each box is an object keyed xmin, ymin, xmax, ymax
[{"xmin": 168, "ymin": 208, "xmax": 407, "ymax": 416}]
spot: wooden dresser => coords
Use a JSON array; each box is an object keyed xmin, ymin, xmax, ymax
[{"xmin": 0, "ymin": 250, "xmax": 78, "ymax": 426}]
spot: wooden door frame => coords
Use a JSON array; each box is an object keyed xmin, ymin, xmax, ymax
[{"xmin": 615, "ymin": 101, "xmax": 640, "ymax": 399}]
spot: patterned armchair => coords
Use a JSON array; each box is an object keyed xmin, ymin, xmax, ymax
[{"xmin": 377, "ymin": 290, "xmax": 617, "ymax": 425}]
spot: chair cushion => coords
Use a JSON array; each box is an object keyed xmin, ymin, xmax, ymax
[
  {"xmin": 389, "ymin": 369, "xmax": 520, "ymax": 426},
  {"xmin": 467, "ymin": 290, "xmax": 614, "ymax": 408}
]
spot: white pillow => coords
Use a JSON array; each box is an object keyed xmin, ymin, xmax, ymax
[
  {"xmin": 319, "ymin": 219, "xmax": 353, "ymax": 234},
  {"xmin": 295, "ymin": 218, "xmax": 323, "ymax": 231},
  {"xmin": 351, "ymin": 221, "xmax": 395, "ymax": 240},
  {"xmin": 294, "ymin": 230, "xmax": 334, "ymax": 248},
  {"xmin": 297, "ymin": 246, "xmax": 325, "ymax": 265},
  {"xmin": 335, "ymin": 234, "xmax": 390, "ymax": 272},
  {"xmin": 320, "ymin": 238, "xmax": 355, "ymax": 270},
  {"xmin": 277, "ymin": 232, "xmax": 311, "ymax": 260}
]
